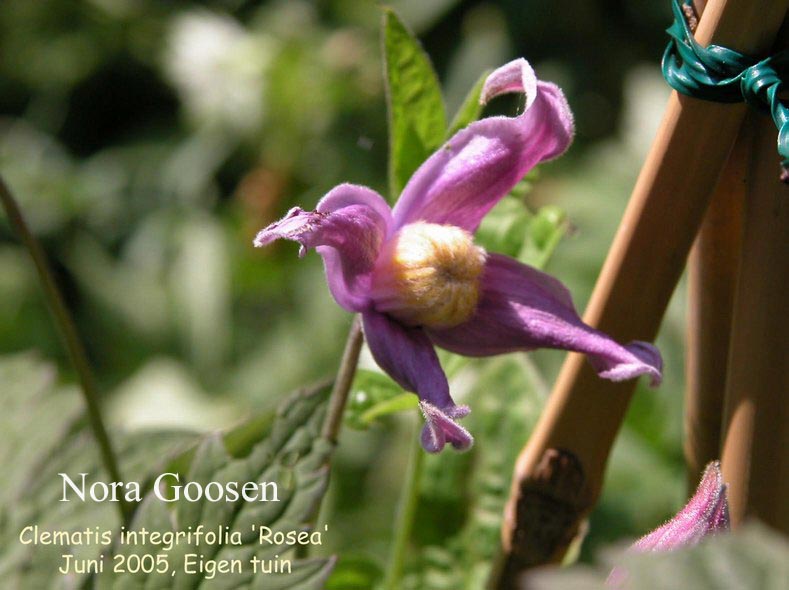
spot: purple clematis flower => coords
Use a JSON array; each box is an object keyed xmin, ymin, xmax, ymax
[{"xmin": 255, "ymin": 59, "xmax": 663, "ymax": 453}]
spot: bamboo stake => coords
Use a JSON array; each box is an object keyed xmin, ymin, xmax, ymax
[
  {"xmin": 720, "ymin": 112, "xmax": 789, "ymax": 533},
  {"xmin": 684, "ymin": 120, "xmax": 746, "ymax": 490},
  {"xmin": 494, "ymin": 1, "xmax": 788, "ymax": 585}
]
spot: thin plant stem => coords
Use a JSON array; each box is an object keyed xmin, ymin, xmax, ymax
[
  {"xmin": 384, "ymin": 417, "xmax": 424, "ymax": 590},
  {"xmin": 322, "ymin": 315, "xmax": 364, "ymax": 443},
  {"xmin": 0, "ymin": 174, "xmax": 131, "ymax": 525}
]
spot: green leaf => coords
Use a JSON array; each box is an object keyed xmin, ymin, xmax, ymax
[
  {"xmin": 1, "ymin": 429, "xmax": 198, "ymax": 590},
  {"xmin": 0, "ymin": 352, "xmax": 82, "ymax": 507},
  {"xmin": 0, "ymin": 354, "xmax": 335, "ymax": 589},
  {"xmin": 345, "ymin": 369, "xmax": 408, "ymax": 430},
  {"xmin": 528, "ymin": 523, "xmax": 789, "ymax": 590},
  {"xmin": 446, "ymin": 70, "xmax": 490, "ymax": 138},
  {"xmin": 413, "ymin": 355, "xmax": 550, "ymax": 588},
  {"xmin": 623, "ymin": 523, "xmax": 789, "ymax": 590},
  {"xmin": 345, "ymin": 370, "xmax": 418, "ymax": 429},
  {"xmin": 474, "ymin": 192, "xmax": 534, "ymax": 260},
  {"xmin": 383, "ymin": 8, "xmax": 447, "ymax": 199},
  {"xmin": 518, "ymin": 205, "xmax": 568, "ymax": 269},
  {"xmin": 359, "ymin": 393, "xmax": 418, "ymax": 426},
  {"xmin": 325, "ymin": 554, "xmax": 383, "ymax": 589},
  {"xmin": 0, "ymin": 353, "xmax": 198, "ymax": 590},
  {"xmin": 474, "ymin": 175, "xmax": 567, "ymax": 272},
  {"xmin": 96, "ymin": 384, "xmax": 336, "ymax": 589}
]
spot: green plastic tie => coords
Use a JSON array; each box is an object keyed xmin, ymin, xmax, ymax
[{"xmin": 663, "ymin": 0, "xmax": 789, "ymax": 179}]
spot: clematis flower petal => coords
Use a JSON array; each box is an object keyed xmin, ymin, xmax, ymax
[
  {"xmin": 607, "ymin": 462, "xmax": 730, "ymax": 587},
  {"xmin": 426, "ymin": 254, "xmax": 663, "ymax": 386},
  {"xmin": 391, "ymin": 58, "xmax": 574, "ymax": 233},
  {"xmin": 633, "ymin": 461, "xmax": 730, "ymax": 551},
  {"xmin": 254, "ymin": 184, "xmax": 392, "ymax": 311},
  {"xmin": 362, "ymin": 310, "xmax": 472, "ymax": 452},
  {"xmin": 419, "ymin": 401, "xmax": 473, "ymax": 452}
]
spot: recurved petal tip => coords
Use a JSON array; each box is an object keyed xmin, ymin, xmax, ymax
[
  {"xmin": 391, "ymin": 58, "xmax": 573, "ymax": 234},
  {"xmin": 253, "ymin": 186, "xmax": 392, "ymax": 312},
  {"xmin": 419, "ymin": 401, "xmax": 473, "ymax": 453},
  {"xmin": 594, "ymin": 341, "xmax": 664, "ymax": 388},
  {"xmin": 480, "ymin": 58, "xmax": 538, "ymax": 109},
  {"xmin": 253, "ymin": 207, "xmax": 308, "ymax": 248},
  {"xmin": 479, "ymin": 58, "xmax": 574, "ymax": 162}
]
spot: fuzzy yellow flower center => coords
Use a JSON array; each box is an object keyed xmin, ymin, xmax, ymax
[{"xmin": 371, "ymin": 222, "xmax": 486, "ymax": 329}]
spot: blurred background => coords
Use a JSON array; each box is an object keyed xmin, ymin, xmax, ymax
[{"xmin": 0, "ymin": 0, "xmax": 689, "ymax": 585}]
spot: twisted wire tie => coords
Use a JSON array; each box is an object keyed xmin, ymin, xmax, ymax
[{"xmin": 662, "ymin": 0, "xmax": 789, "ymax": 182}]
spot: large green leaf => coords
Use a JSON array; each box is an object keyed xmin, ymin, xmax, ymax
[
  {"xmin": 0, "ymin": 352, "xmax": 82, "ymax": 507},
  {"xmin": 527, "ymin": 523, "xmax": 789, "ymax": 590},
  {"xmin": 0, "ymin": 354, "xmax": 335, "ymax": 589},
  {"xmin": 96, "ymin": 384, "xmax": 335, "ymax": 589},
  {"xmin": 383, "ymin": 9, "xmax": 446, "ymax": 199},
  {"xmin": 0, "ymin": 353, "xmax": 197, "ymax": 590},
  {"xmin": 475, "ymin": 193, "xmax": 534, "ymax": 260}
]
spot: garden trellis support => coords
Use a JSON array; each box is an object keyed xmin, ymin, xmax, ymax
[
  {"xmin": 719, "ymin": 110, "xmax": 789, "ymax": 533},
  {"xmin": 685, "ymin": 118, "xmax": 745, "ymax": 489},
  {"xmin": 492, "ymin": 0, "xmax": 789, "ymax": 587}
]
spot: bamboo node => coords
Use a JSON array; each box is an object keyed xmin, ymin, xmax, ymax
[{"xmin": 498, "ymin": 448, "xmax": 593, "ymax": 587}]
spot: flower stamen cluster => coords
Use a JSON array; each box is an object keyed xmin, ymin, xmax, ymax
[{"xmin": 371, "ymin": 222, "xmax": 486, "ymax": 329}]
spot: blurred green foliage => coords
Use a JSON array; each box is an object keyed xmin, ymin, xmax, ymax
[
  {"xmin": 0, "ymin": 0, "xmax": 699, "ymax": 587},
  {"xmin": 529, "ymin": 522, "xmax": 789, "ymax": 589}
]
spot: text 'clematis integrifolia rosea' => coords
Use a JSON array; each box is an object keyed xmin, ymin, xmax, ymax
[{"xmin": 255, "ymin": 59, "xmax": 663, "ymax": 453}]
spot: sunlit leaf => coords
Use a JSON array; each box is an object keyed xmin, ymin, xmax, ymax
[
  {"xmin": 345, "ymin": 369, "xmax": 409, "ymax": 430},
  {"xmin": 518, "ymin": 205, "xmax": 568, "ymax": 269},
  {"xmin": 359, "ymin": 393, "xmax": 418, "ymax": 426},
  {"xmin": 475, "ymin": 194, "xmax": 534, "ymax": 259},
  {"xmin": 383, "ymin": 8, "xmax": 446, "ymax": 199},
  {"xmin": 446, "ymin": 70, "xmax": 490, "ymax": 138},
  {"xmin": 325, "ymin": 554, "xmax": 384, "ymax": 589}
]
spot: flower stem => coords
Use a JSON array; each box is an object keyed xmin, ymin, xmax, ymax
[
  {"xmin": 0, "ymin": 174, "xmax": 131, "ymax": 525},
  {"xmin": 384, "ymin": 417, "xmax": 424, "ymax": 590},
  {"xmin": 322, "ymin": 315, "xmax": 364, "ymax": 443}
]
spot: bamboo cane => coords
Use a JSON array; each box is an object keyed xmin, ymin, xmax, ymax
[
  {"xmin": 720, "ymin": 111, "xmax": 789, "ymax": 533},
  {"xmin": 494, "ymin": 1, "xmax": 788, "ymax": 585},
  {"xmin": 684, "ymin": 121, "xmax": 746, "ymax": 490}
]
